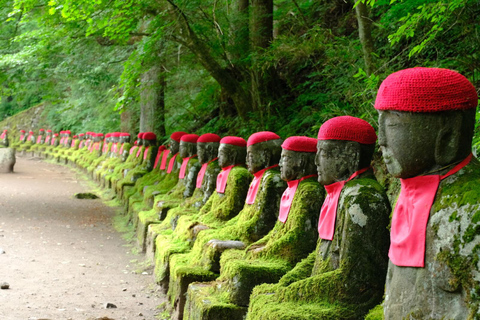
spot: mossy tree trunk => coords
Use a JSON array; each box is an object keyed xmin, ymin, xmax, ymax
[{"xmin": 355, "ymin": 0, "xmax": 375, "ymax": 76}]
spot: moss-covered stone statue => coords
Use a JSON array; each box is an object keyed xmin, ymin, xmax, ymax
[
  {"xmin": 246, "ymin": 116, "xmax": 390, "ymax": 320},
  {"xmin": 135, "ymin": 134, "xmax": 200, "ymax": 247},
  {"xmin": 182, "ymin": 136, "xmax": 323, "ymax": 320},
  {"xmin": 19, "ymin": 129, "xmax": 26, "ymax": 143},
  {"xmin": 367, "ymin": 67, "xmax": 480, "ymax": 319},
  {"xmin": 0, "ymin": 129, "xmax": 9, "ymax": 147},
  {"xmin": 117, "ymin": 131, "xmax": 159, "ymax": 200},
  {"xmin": 96, "ymin": 132, "xmax": 132, "ymax": 186}
]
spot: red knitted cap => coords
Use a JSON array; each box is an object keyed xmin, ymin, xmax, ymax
[
  {"xmin": 96, "ymin": 133, "xmax": 104, "ymax": 137},
  {"xmin": 73, "ymin": 135, "xmax": 78, "ymax": 138},
  {"xmin": 158, "ymin": 145, "xmax": 167, "ymax": 151},
  {"xmin": 318, "ymin": 116, "xmax": 377, "ymax": 145},
  {"xmin": 247, "ymin": 131, "xmax": 281, "ymax": 147},
  {"xmin": 171, "ymin": 131, "xmax": 188, "ymax": 142},
  {"xmin": 375, "ymin": 67, "xmax": 478, "ymax": 112},
  {"xmin": 220, "ymin": 136, "xmax": 247, "ymax": 147},
  {"xmin": 143, "ymin": 132, "xmax": 157, "ymax": 140},
  {"xmin": 120, "ymin": 133, "xmax": 130, "ymax": 137},
  {"xmin": 65, "ymin": 130, "xmax": 71, "ymax": 134},
  {"xmin": 181, "ymin": 134, "xmax": 200, "ymax": 143},
  {"xmin": 47, "ymin": 130, "xmax": 52, "ymax": 132},
  {"xmin": 138, "ymin": 132, "xmax": 144, "ymax": 139},
  {"xmin": 111, "ymin": 132, "xmax": 120, "ymax": 138},
  {"xmin": 29, "ymin": 131, "xmax": 34, "ymax": 134},
  {"xmin": 20, "ymin": 130, "xmax": 26, "ymax": 133},
  {"xmin": 39, "ymin": 129, "xmax": 45, "ymax": 131},
  {"xmin": 282, "ymin": 136, "xmax": 317, "ymax": 153},
  {"xmin": 53, "ymin": 133, "xmax": 59, "ymax": 137},
  {"xmin": 79, "ymin": 133, "xmax": 85, "ymax": 136},
  {"xmin": 105, "ymin": 133, "xmax": 112, "ymax": 138},
  {"xmin": 198, "ymin": 133, "xmax": 221, "ymax": 143}
]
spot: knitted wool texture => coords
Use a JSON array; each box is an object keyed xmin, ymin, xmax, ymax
[
  {"xmin": 171, "ymin": 131, "xmax": 188, "ymax": 142},
  {"xmin": 282, "ymin": 136, "xmax": 317, "ymax": 153},
  {"xmin": 220, "ymin": 136, "xmax": 247, "ymax": 147},
  {"xmin": 143, "ymin": 132, "xmax": 157, "ymax": 140},
  {"xmin": 181, "ymin": 134, "xmax": 200, "ymax": 143},
  {"xmin": 375, "ymin": 67, "xmax": 478, "ymax": 112},
  {"xmin": 318, "ymin": 116, "xmax": 377, "ymax": 145},
  {"xmin": 198, "ymin": 133, "xmax": 221, "ymax": 143},
  {"xmin": 247, "ymin": 131, "xmax": 281, "ymax": 146}
]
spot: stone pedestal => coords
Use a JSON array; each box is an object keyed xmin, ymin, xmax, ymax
[{"xmin": 0, "ymin": 148, "xmax": 15, "ymax": 173}]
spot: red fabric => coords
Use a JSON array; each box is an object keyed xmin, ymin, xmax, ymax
[
  {"xmin": 154, "ymin": 146, "xmax": 167, "ymax": 169},
  {"xmin": 36, "ymin": 136, "xmax": 42, "ymax": 144},
  {"xmin": 171, "ymin": 131, "xmax": 188, "ymax": 142},
  {"xmin": 71, "ymin": 140, "xmax": 75, "ymax": 148},
  {"xmin": 20, "ymin": 130, "xmax": 26, "ymax": 133},
  {"xmin": 130, "ymin": 145, "xmax": 138, "ymax": 155},
  {"xmin": 216, "ymin": 165, "xmax": 236, "ymax": 193},
  {"xmin": 19, "ymin": 135, "xmax": 24, "ymax": 141},
  {"xmin": 136, "ymin": 146, "xmax": 143, "ymax": 158},
  {"xmin": 389, "ymin": 153, "xmax": 472, "ymax": 267},
  {"xmin": 138, "ymin": 132, "xmax": 144, "ymax": 139},
  {"xmin": 281, "ymin": 136, "xmax": 317, "ymax": 153},
  {"xmin": 375, "ymin": 67, "xmax": 478, "ymax": 112},
  {"xmin": 247, "ymin": 131, "xmax": 281, "ymax": 147},
  {"xmin": 167, "ymin": 153, "xmax": 178, "ymax": 173},
  {"xmin": 47, "ymin": 130, "xmax": 52, "ymax": 133},
  {"xmin": 198, "ymin": 133, "xmax": 221, "ymax": 143},
  {"xmin": 143, "ymin": 146, "xmax": 150, "ymax": 160},
  {"xmin": 318, "ymin": 116, "xmax": 377, "ymax": 145},
  {"xmin": 196, "ymin": 157, "xmax": 218, "ymax": 188},
  {"xmin": 179, "ymin": 156, "xmax": 196, "ymax": 179},
  {"xmin": 318, "ymin": 167, "xmax": 370, "ymax": 240},
  {"xmin": 246, "ymin": 164, "xmax": 279, "ymax": 204},
  {"xmin": 220, "ymin": 136, "xmax": 247, "ymax": 147},
  {"xmin": 279, "ymin": 174, "xmax": 317, "ymax": 223},
  {"xmin": 160, "ymin": 150, "xmax": 171, "ymax": 170},
  {"xmin": 79, "ymin": 141, "xmax": 84, "ymax": 149},
  {"xmin": 181, "ymin": 134, "xmax": 200, "ymax": 143},
  {"xmin": 119, "ymin": 143, "xmax": 124, "ymax": 154},
  {"xmin": 120, "ymin": 133, "xmax": 130, "ymax": 137},
  {"xmin": 0, "ymin": 133, "xmax": 5, "ymax": 139},
  {"xmin": 45, "ymin": 136, "xmax": 51, "ymax": 144},
  {"xmin": 143, "ymin": 132, "xmax": 156, "ymax": 140}
]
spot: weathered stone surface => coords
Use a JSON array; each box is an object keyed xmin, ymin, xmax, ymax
[{"xmin": 0, "ymin": 148, "xmax": 15, "ymax": 173}]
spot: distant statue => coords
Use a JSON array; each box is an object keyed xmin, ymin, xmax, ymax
[
  {"xmin": 375, "ymin": 67, "xmax": 480, "ymax": 319},
  {"xmin": 0, "ymin": 130, "xmax": 8, "ymax": 147}
]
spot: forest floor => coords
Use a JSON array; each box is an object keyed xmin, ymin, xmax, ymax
[{"xmin": 0, "ymin": 156, "xmax": 168, "ymax": 320}]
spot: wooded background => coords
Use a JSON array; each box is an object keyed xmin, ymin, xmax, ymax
[{"xmin": 1, "ymin": 0, "xmax": 479, "ymax": 147}]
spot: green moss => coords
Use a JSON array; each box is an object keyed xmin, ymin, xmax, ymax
[{"xmin": 364, "ymin": 304, "xmax": 384, "ymax": 320}]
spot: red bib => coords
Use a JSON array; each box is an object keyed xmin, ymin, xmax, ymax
[
  {"xmin": 246, "ymin": 164, "xmax": 279, "ymax": 205},
  {"xmin": 160, "ymin": 150, "xmax": 171, "ymax": 170},
  {"xmin": 179, "ymin": 156, "xmax": 196, "ymax": 179},
  {"xmin": 216, "ymin": 165, "xmax": 236, "ymax": 193},
  {"xmin": 143, "ymin": 146, "xmax": 150, "ymax": 160},
  {"xmin": 278, "ymin": 175, "xmax": 317, "ymax": 223},
  {"xmin": 154, "ymin": 149, "xmax": 164, "ymax": 169},
  {"xmin": 36, "ymin": 136, "xmax": 42, "ymax": 144},
  {"xmin": 130, "ymin": 146, "xmax": 138, "ymax": 155},
  {"xmin": 45, "ymin": 136, "xmax": 51, "ymax": 144},
  {"xmin": 389, "ymin": 154, "xmax": 472, "ymax": 267},
  {"xmin": 196, "ymin": 158, "xmax": 218, "ymax": 188},
  {"xmin": 136, "ymin": 147, "xmax": 143, "ymax": 158},
  {"xmin": 318, "ymin": 167, "xmax": 370, "ymax": 240},
  {"xmin": 167, "ymin": 153, "xmax": 178, "ymax": 174}
]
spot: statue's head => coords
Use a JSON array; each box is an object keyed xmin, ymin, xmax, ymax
[
  {"xmin": 110, "ymin": 132, "xmax": 118, "ymax": 143},
  {"xmin": 179, "ymin": 134, "xmax": 199, "ymax": 158},
  {"xmin": 46, "ymin": 130, "xmax": 52, "ymax": 137},
  {"xmin": 143, "ymin": 132, "xmax": 157, "ymax": 147},
  {"xmin": 136, "ymin": 132, "xmax": 145, "ymax": 146},
  {"xmin": 169, "ymin": 131, "xmax": 188, "ymax": 154},
  {"xmin": 65, "ymin": 130, "xmax": 71, "ymax": 138},
  {"xmin": 39, "ymin": 129, "xmax": 45, "ymax": 135},
  {"xmin": 218, "ymin": 136, "xmax": 247, "ymax": 168},
  {"xmin": 280, "ymin": 136, "xmax": 318, "ymax": 181},
  {"xmin": 375, "ymin": 67, "xmax": 477, "ymax": 179},
  {"xmin": 197, "ymin": 133, "xmax": 221, "ymax": 164},
  {"xmin": 119, "ymin": 133, "xmax": 130, "ymax": 144},
  {"xmin": 246, "ymin": 131, "xmax": 283, "ymax": 174},
  {"xmin": 316, "ymin": 116, "xmax": 377, "ymax": 185},
  {"xmin": 94, "ymin": 133, "xmax": 104, "ymax": 142},
  {"xmin": 78, "ymin": 133, "xmax": 84, "ymax": 141}
]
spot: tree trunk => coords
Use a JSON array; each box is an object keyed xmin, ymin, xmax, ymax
[
  {"xmin": 355, "ymin": 1, "xmax": 375, "ymax": 76},
  {"xmin": 139, "ymin": 61, "xmax": 166, "ymax": 139},
  {"xmin": 228, "ymin": 0, "xmax": 250, "ymax": 62}
]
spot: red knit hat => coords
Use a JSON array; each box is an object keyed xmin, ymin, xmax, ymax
[
  {"xmin": 96, "ymin": 133, "xmax": 104, "ymax": 137},
  {"xmin": 47, "ymin": 129, "xmax": 52, "ymax": 132},
  {"xmin": 65, "ymin": 130, "xmax": 71, "ymax": 134},
  {"xmin": 318, "ymin": 116, "xmax": 377, "ymax": 145},
  {"xmin": 73, "ymin": 135, "xmax": 78, "ymax": 138},
  {"xmin": 20, "ymin": 130, "xmax": 26, "ymax": 133},
  {"xmin": 198, "ymin": 133, "xmax": 221, "ymax": 143},
  {"xmin": 375, "ymin": 67, "xmax": 478, "ymax": 112},
  {"xmin": 247, "ymin": 131, "xmax": 281, "ymax": 147},
  {"xmin": 53, "ymin": 133, "xmax": 59, "ymax": 137},
  {"xmin": 170, "ymin": 131, "xmax": 188, "ymax": 142},
  {"xmin": 120, "ymin": 133, "xmax": 130, "ymax": 137},
  {"xmin": 220, "ymin": 136, "xmax": 247, "ymax": 147},
  {"xmin": 79, "ymin": 133, "xmax": 85, "ymax": 136},
  {"xmin": 181, "ymin": 134, "xmax": 200, "ymax": 143},
  {"xmin": 105, "ymin": 133, "xmax": 112, "ymax": 138},
  {"xmin": 143, "ymin": 132, "xmax": 157, "ymax": 140},
  {"xmin": 110, "ymin": 132, "xmax": 120, "ymax": 137},
  {"xmin": 39, "ymin": 129, "xmax": 45, "ymax": 132},
  {"xmin": 282, "ymin": 136, "xmax": 317, "ymax": 153},
  {"xmin": 138, "ymin": 132, "xmax": 144, "ymax": 139},
  {"xmin": 29, "ymin": 131, "xmax": 34, "ymax": 134},
  {"xmin": 158, "ymin": 145, "xmax": 167, "ymax": 151}
]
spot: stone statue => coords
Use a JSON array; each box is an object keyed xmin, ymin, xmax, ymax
[
  {"xmin": 247, "ymin": 116, "xmax": 390, "ymax": 320},
  {"xmin": 1, "ymin": 130, "xmax": 8, "ymax": 147},
  {"xmin": 19, "ymin": 129, "xmax": 26, "ymax": 143},
  {"xmin": 182, "ymin": 136, "xmax": 323, "ymax": 320},
  {"xmin": 373, "ymin": 67, "xmax": 480, "ymax": 319}
]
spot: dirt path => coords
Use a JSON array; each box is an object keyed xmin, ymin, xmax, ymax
[{"xmin": 0, "ymin": 156, "xmax": 166, "ymax": 320}]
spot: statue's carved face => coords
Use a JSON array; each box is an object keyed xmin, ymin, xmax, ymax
[
  {"xmin": 246, "ymin": 143, "xmax": 269, "ymax": 174},
  {"xmin": 218, "ymin": 144, "xmax": 232, "ymax": 168},
  {"xmin": 316, "ymin": 140, "xmax": 358, "ymax": 185},
  {"xmin": 169, "ymin": 139, "xmax": 180, "ymax": 154},
  {"xmin": 378, "ymin": 110, "xmax": 437, "ymax": 178},
  {"xmin": 179, "ymin": 141, "xmax": 196, "ymax": 158},
  {"xmin": 197, "ymin": 142, "xmax": 218, "ymax": 164},
  {"xmin": 279, "ymin": 149, "xmax": 303, "ymax": 181}
]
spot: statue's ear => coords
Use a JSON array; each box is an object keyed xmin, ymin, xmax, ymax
[
  {"xmin": 345, "ymin": 142, "xmax": 361, "ymax": 174},
  {"xmin": 435, "ymin": 113, "xmax": 462, "ymax": 166}
]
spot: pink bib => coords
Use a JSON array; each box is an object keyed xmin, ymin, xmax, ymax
[
  {"xmin": 196, "ymin": 158, "xmax": 218, "ymax": 188},
  {"xmin": 167, "ymin": 153, "xmax": 178, "ymax": 174},
  {"xmin": 278, "ymin": 175, "xmax": 317, "ymax": 223},
  {"xmin": 136, "ymin": 147, "xmax": 143, "ymax": 158},
  {"xmin": 246, "ymin": 164, "xmax": 279, "ymax": 205},
  {"xmin": 179, "ymin": 156, "xmax": 196, "ymax": 179},
  {"xmin": 45, "ymin": 136, "xmax": 51, "ymax": 144},
  {"xmin": 318, "ymin": 167, "xmax": 370, "ymax": 240},
  {"xmin": 389, "ymin": 153, "xmax": 472, "ymax": 267},
  {"xmin": 160, "ymin": 150, "xmax": 171, "ymax": 170},
  {"xmin": 20, "ymin": 135, "xmax": 24, "ymax": 141},
  {"xmin": 154, "ymin": 149, "xmax": 165, "ymax": 169},
  {"xmin": 36, "ymin": 136, "xmax": 42, "ymax": 144},
  {"xmin": 130, "ymin": 146, "xmax": 138, "ymax": 155},
  {"xmin": 216, "ymin": 165, "xmax": 236, "ymax": 193},
  {"xmin": 143, "ymin": 146, "xmax": 150, "ymax": 160},
  {"xmin": 71, "ymin": 140, "xmax": 75, "ymax": 148}
]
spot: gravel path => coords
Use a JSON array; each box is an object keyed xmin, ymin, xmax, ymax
[{"xmin": 0, "ymin": 156, "xmax": 166, "ymax": 320}]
